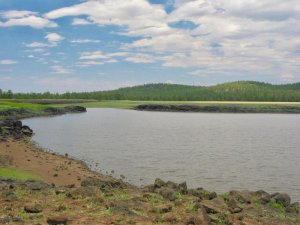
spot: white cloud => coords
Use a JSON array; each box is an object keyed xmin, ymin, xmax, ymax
[
  {"xmin": 71, "ymin": 39, "xmax": 100, "ymax": 44},
  {"xmin": 51, "ymin": 65, "xmax": 73, "ymax": 74},
  {"xmin": 0, "ymin": 10, "xmax": 36, "ymax": 19},
  {"xmin": 45, "ymin": 33, "xmax": 64, "ymax": 42},
  {"xmin": 45, "ymin": 0, "xmax": 167, "ymax": 31},
  {"xmin": 0, "ymin": 10, "xmax": 57, "ymax": 28},
  {"xmin": 41, "ymin": 0, "xmax": 300, "ymax": 82},
  {"xmin": 80, "ymin": 51, "xmax": 110, "ymax": 60},
  {"xmin": 0, "ymin": 60, "xmax": 18, "ymax": 65},
  {"xmin": 77, "ymin": 61, "xmax": 104, "ymax": 67},
  {"xmin": 72, "ymin": 18, "xmax": 92, "ymax": 25},
  {"xmin": 26, "ymin": 42, "xmax": 54, "ymax": 48},
  {"xmin": 125, "ymin": 53, "xmax": 157, "ymax": 63}
]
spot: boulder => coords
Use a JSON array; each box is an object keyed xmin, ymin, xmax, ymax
[
  {"xmin": 81, "ymin": 177, "xmax": 125, "ymax": 190},
  {"xmin": 64, "ymin": 106, "xmax": 86, "ymax": 113},
  {"xmin": 159, "ymin": 188, "xmax": 176, "ymax": 201},
  {"xmin": 228, "ymin": 190, "xmax": 252, "ymax": 204},
  {"xmin": 24, "ymin": 204, "xmax": 43, "ymax": 213},
  {"xmin": 156, "ymin": 204, "xmax": 172, "ymax": 213},
  {"xmin": 186, "ymin": 206, "xmax": 211, "ymax": 225},
  {"xmin": 47, "ymin": 216, "xmax": 68, "ymax": 225},
  {"xmin": 227, "ymin": 199, "xmax": 243, "ymax": 214},
  {"xmin": 286, "ymin": 202, "xmax": 299, "ymax": 214},
  {"xmin": 201, "ymin": 197, "xmax": 227, "ymax": 214},
  {"xmin": 255, "ymin": 190, "xmax": 271, "ymax": 204},
  {"xmin": 21, "ymin": 125, "xmax": 33, "ymax": 136},
  {"xmin": 25, "ymin": 180, "xmax": 52, "ymax": 191},
  {"xmin": 154, "ymin": 178, "xmax": 166, "ymax": 188},
  {"xmin": 271, "ymin": 193, "xmax": 291, "ymax": 207},
  {"xmin": 166, "ymin": 181, "xmax": 178, "ymax": 190},
  {"xmin": 188, "ymin": 188, "xmax": 217, "ymax": 200},
  {"xmin": 178, "ymin": 182, "xmax": 188, "ymax": 194},
  {"xmin": 67, "ymin": 186, "xmax": 101, "ymax": 199}
]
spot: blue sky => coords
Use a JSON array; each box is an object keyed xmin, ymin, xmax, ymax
[{"xmin": 0, "ymin": 0, "xmax": 299, "ymax": 92}]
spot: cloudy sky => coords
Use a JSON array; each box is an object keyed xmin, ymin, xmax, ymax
[{"xmin": 0, "ymin": 0, "xmax": 299, "ymax": 92}]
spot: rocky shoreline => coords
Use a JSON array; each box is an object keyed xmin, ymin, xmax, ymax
[
  {"xmin": 0, "ymin": 105, "xmax": 86, "ymax": 121},
  {"xmin": 135, "ymin": 104, "xmax": 300, "ymax": 113},
  {"xmin": 0, "ymin": 109, "xmax": 299, "ymax": 224}
]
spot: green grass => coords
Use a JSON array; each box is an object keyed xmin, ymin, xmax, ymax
[
  {"xmin": 0, "ymin": 100, "xmax": 47, "ymax": 111},
  {"xmin": 269, "ymin": 202, "xmax": 285, "ymax": 212},
  {"xmin": 0, "ymin": 167, "xmax": 40, "ymax": 180},
  {"xmin": 52, "ymin": 100, "xmax": 300, "ymax": 110}
]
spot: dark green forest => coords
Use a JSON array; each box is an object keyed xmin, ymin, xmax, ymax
[{"xmin": 1, "ymin": 81, "xmax": 300, "ymax": 102}]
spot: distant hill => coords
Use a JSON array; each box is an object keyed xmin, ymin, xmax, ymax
[{"xmin": 2, "ymin": 81, "xmax": 300, "ymax": 102}]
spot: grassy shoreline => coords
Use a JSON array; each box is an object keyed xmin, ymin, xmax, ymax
[{"xmin": 2, "ymin": 100, "xmax": 300, "ymax": 118}]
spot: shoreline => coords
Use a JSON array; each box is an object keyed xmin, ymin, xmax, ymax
[{"xmin": 0, "ymin": 109, "xmax": 299, "ymax": 224}]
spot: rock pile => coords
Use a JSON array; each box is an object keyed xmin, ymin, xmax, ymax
[{"xmin": 0, "ymin": 119, "xmax": 33, "ymax": 140}]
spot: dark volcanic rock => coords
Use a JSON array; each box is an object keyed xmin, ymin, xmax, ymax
[
  {"xmin": 64, "ymin": 106, "xmax": 86, "ymax": 113},
  {"xmin": 227, "ymin": 198, "xmax": 243, "ymax": 214},
  {"xmin": 0, "ymin": 119, "xmax": 33, "ymax": 139},
  {"xmin": 154, "ymin": 178, "xmax": 166, "ymax": 188},
  {"xmin": 255, "ymin": 190, "xmax": 271, "ymax": 204},
  {"xmin": 81, "ymin": 177, "xmax": 125, "ymax": 191},
  {"xmin": 24, "ymin": 204, "xmax": 43, "ymax": 213},
  {"xmin": 47, "ymin": 216, "xmax": 68, "ymax": 225},
  {"xmin": 0, "ymin": 179, "xmax": 51, "ymax": 191},
  {"xmin": 159, "ymin": 187, "xmax": 176, "ymax": 201},
  {"xmin": 44, "ymin": 107, "xmax": 64, "ymax": 115},
  {"xmin": 228, "ymin": 190, "xmax": 252, "ymax": 204},
  {"xmin": 67, "ymin": 186, "xmax": 101, "ymax": 199},
  {"xmin": 271, "ymin": 193, "xmax": 291, "ymax": 207},
  {"xmin": 286, "ymin": 202, "xmax": 299, "ymax": 214},
  {"xmin": 188, "ymin": 188, "xmax": 217, "ymax": 200},
  {"xmin": 0, "ymin": 108, "xmax": 29, "ymax": 117},
  {"xmin": 178, "ymin": 182, "xmax": 188, "ymax": 194}
]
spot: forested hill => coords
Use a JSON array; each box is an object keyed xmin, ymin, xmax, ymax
[{"xmin": 1, "ymin": 81, "xmax": 300, "ymax": 102}]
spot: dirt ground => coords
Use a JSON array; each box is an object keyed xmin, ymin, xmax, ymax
[{"xmin": 0, "ymin": 138, "xmax": 100, "ymax": 187}]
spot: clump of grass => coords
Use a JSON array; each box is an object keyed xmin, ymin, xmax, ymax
[
  {"xmin": 269, "ymin": 202, "xmax": 285, "ymax": 212},
  {"xmin": 14, "ymin": 189, "xmax": 30, "ymax": 200},
  {"xmin": 99, "ymin": 207, "xmax": 112, "ymax": 216},
  {"xmin": 0, "ymin": 167, "xmax": 40, "ymax": 180},
  {"xmin": 176, "ymin": 192, "xmax": 183, "ymax": 201},
  {"xmin": 215, "ymin": 214, "xmax": 231, "ymax": 225},
  {"xmin": 220, "ymin": 193, "xmax": 230, "ymax": 202},
  {"xmin": 251, "ymin": 197, "xmax": 262, "ymax": 209}
]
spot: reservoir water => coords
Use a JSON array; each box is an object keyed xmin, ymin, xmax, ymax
[{"xmin": 23, "ymin": 108, "xmax": 300, "ymax": 201}]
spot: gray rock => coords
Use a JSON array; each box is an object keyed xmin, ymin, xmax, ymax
[
  {"xmin": 228, "ymin": 190, "xmax": 252, "ymax": 204},
  {"xmin": 47, "ymin": 216, "xmax": 68, "ymax": 225},
  {"xmin": 186, "ymin": 206, "xmax": 211, "ymax": 225},
  {"xmin": 154, "ymin": 178, "xmax": 165, "ymax": 188},
  {"xmin": 24, "ymin": 204, "xmax": 43, "ymax": 213},
  {"xmin": 67, "ymin": 186, "xmax": 101, "ymax": 199},
  {"xmin": 159, "ymin": 188, "xmax": 176, "ymax": 201},
  {"xmin": 166, "ymin": 181, "xmax": 178, "ymax": 190},
  {"xmin": 81, "ymin": 177, "xmax": 125, "ymax": 190},
  {"xmin": 178, "ymin": 182, "xmax": 188, "ymax": 194},
  {"xmin": 271, "ymin": 193, "xmax": 291, "ymax": 207},
  {"xmin": 255, "ymin": 190, "xmax": 271, "ymax": 204},
  {"xmin": 286, "ymin": 202, "xmax": 299, "ymax": 214},
  {"xmin": 189, "ymin": 188, "xmax": 217, "ymax": 200}
]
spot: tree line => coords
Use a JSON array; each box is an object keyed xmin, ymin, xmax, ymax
[{"xmin": 1, "ymin": 81, "xmax": 300, "ymax": 102}]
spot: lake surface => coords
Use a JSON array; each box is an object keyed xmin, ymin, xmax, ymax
[{"xmin": 23, "ymin": 108, "xmax": 300, "ymax": 201}]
